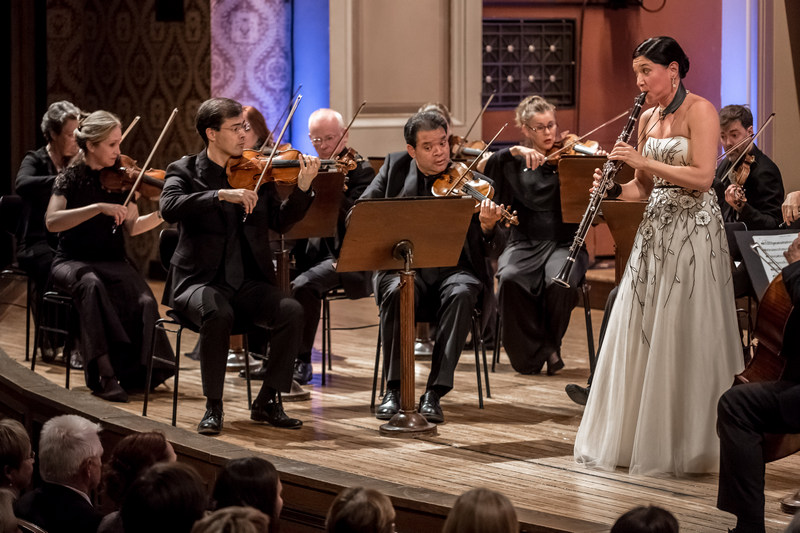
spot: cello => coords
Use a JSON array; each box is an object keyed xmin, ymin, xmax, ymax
[{"xmin": 734, "ymin": 272, "xmax": 799, "ymax": 461}]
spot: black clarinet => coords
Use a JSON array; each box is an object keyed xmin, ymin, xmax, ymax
[{"xmin": 552, "ymin": 91, "xmax": 648, "ymax": 288}]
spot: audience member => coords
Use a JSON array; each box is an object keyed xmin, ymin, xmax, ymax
[
  {"xmin": 325, "ymin": 486, "xmax": 395, "ymax": 533},
  {"xmin": 610, "ymin": 505, "xmax": 679, "ymax": 533},
  {"xmin": 191, "ymin": 507, "xmax": 270, "ymax": 533},
  {"xmin": 212, "ymin": 457, "xmax": 282, "ymax": 532},
  {"xmin": 0, "ymin": 418, "xmax": 34, "ymax": 497},
  {"xmin": 120, "ymin": 462, "xmax": 207, "ymax": 533},
  {"xmin": 14, "ymin": 414, "xmax": 104, "ymax": 533},
  {"xmin": 441, "ymin": 487, "xmax": 518, "ymax": 533},
  {"xmin": 98, "ymin": 431, "xmax": 177, "ymax": 533},
  {"xmin": 0, "ymin": 487, "xmax": 18, "ymax": 533}
]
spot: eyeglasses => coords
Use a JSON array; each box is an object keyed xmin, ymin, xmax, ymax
[
  {"xmin": 309, "ymin": 134, "xmax": 339, "ymax": 146},
  {"xmin": 525, "ymin": 121, "xmax": 557, "ymax": 134},
  {"xmin": 217, "ymin": 123, "xmax": 246, "ymax": 134}
]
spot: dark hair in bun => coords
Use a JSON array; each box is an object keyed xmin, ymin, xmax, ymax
[{"xmin": 633, "ymin": 36, "xmax": 690, "ymax": 79}]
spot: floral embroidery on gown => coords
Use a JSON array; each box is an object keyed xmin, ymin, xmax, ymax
[{"xmin": 573, "ymin": 136, "xmax": 744, "ymax": 476}]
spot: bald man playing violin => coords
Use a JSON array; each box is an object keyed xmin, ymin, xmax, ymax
[
  {"xmin": 286, "ymin": 108, "xmax": 376, "ymax": 385},
  {"xmin": 160, "ymin": 97, "xmax": 320, "ymax": 435},
  {"xmin": 712, "ymin": 105, "xmax": 784, "ymax": 298},
  {"xmin": 360, "ymin": 110, "xmax": 505, "ymax": 424}
]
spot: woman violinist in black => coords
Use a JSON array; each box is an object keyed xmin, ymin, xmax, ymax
[
  {"xmin": 44, "ymin": 110, "xmax": 173, "ymax": 402},
  {"xmin": 479, "ymin": 95, "xmax": 588, "ymax": 376}
]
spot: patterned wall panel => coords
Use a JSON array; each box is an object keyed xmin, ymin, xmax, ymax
[
  {"xmin": 210, "ymin": 0, "xmax": 291, "ymax": 142},
  {"xmin": 482, "ymin": 19, "xmax": 575, "ymax": 109},
  {"xmin": 47, "ymin": 0, "xmax": 211, "ymax": 169}
]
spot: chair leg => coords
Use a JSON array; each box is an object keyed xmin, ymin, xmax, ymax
[
  {"xmin": 326, "ymin": 298, "xmax": 333, "ymax": 371},
  {"xmin": 472, "ymin": 315, "xmax": 484, "ymax": 409},
  {"xmin": 492, "ymin": 312, "xmax": 502, "ymax": 372},
  {"xmin": 321, "ymin": 295, "xmax": 328, "ymax": 386},
  {"xmin": 370, "ymin": 322, "xmax": 382, "ymax": 410},
  {"xmin": 25, "ymin": 276, "xmax": 32, "ymax": 362},
  {"xmin": 244, "ymin": 335, "xmax": 252, "ymax": 410},
  {"xmin": 172, "ymin": 327, "xmax": 182, "ymax": 426},
  {"xmin": 582, "ymin": 282, "xmax": 596, "ymax": 373},
  {"xmin": 143, "ymin": 319, "xmax": 161, "ymax": 419},
  {"xmin": 481, "ymin": 332, "xmax": 491, "ymax": 399},
  {"xmin": 31, "ymin": 293, "xmax": 44, "ymax": 372}
]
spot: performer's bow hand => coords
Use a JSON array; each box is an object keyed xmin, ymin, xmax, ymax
[
  {"xmin": 782, "ymin": 191, "xmax": 800, "ymax": 226},
  {"xmin": 784, "ymin": 235, "xmax": 800, "ymax": 265},
  {"xmin": 219, "ymin": 188, "xmax": 258, "ymax": 214}
]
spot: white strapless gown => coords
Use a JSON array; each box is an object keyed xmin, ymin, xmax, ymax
[{"xmin": 573, "ymin": 136, "xmax": 744, "ymax": 476}]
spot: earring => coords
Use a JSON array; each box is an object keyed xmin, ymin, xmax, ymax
[{"xmin": 672, "ymin": 78, "xmax": 677, "ymax": 89}]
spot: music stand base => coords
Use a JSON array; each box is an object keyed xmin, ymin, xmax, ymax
[
  {"xmin": 781, "ymin": 489, "xmax": 800, "ymax": 514},
  {"xmin": 379, "ymin": 410, "xmax": 437, "ymax": 437}
]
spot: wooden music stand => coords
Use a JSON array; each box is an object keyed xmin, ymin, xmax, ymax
[
  {"xmin": 337, "ymin": 196, "xmax": 475, "ymax": 436},
  {"xmin": 557, "ymin": 155, "xmax": 635, "ymax": 224},
  {"xmin": 601, "ymin": 200, "xmax": 647, "ymax": 283}
]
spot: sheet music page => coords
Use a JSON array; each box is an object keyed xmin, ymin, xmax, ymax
[{"xmin": 751, "ymin": 233, "xmax": 796, "ymax": 280}]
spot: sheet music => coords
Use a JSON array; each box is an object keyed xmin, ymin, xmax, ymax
[{"xmin": 751, "ymin": 233, "xmax": 796, "ymax": 280}]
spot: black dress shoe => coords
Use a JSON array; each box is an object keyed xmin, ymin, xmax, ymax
[
  {"xmin": 93, "ymin": 376, "xmax": 129, "ymax": 403},
  {"xmin": 198, "ymin": 407, "xmax": 224, "ymax": 435},
  {"xmin": 292, "ymin": 359, "xmax": 313, "ymax": 385},
  {"xmin": 240, "ymin": 363, "xmax": 269, "ymax": 380},
  {"xmin": 250, "ymin": 398, "xmax": 302, "ymax": 429},
  {"xmin": 565, "ymin": 383, "xmax": 590, "ymax": 406},
  {"xmin": 419, "ymin": 390, "xmax": 444, "ymax": 424},
  {"xmin": 546, "ymin": 352, "xmax": 565, "ymax": 375},
  {"xmin": 376, "ymin": 389, "xmax": 400, "ymax": 420}
]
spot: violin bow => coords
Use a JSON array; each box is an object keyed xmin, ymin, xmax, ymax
[
  {"xmin": 446, "ymin": 122, "xmax": 507, "ymax": 196},
  {"xmin": 543, "ymin": 109, "xmax": 629, "ymax": 162},
  {"xmin": 329, "ymin": 101, "xmax": 367, "ymax": 157},
  {"xmin": 261, "ymin": 84, "xmax": 303, "ymax": 153},
  {"xmin": 454, "ymin": 92, "xmax": 495, "ymax": 155},
  {"xmin": 244, "ymin": 95, "xmax": 303, "ymax": 222},
  {"xmin": 120, "ymin": 108, "xmax": 178, "ymax": 209},
  {"xmin": 720, "ymin": 112, "xmax": 776, "ymax": 185},
  {"xmin": 120, "ymin": 116, "xmax": 141, "ymax": 144}
]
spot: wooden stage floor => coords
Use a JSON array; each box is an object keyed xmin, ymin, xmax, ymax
[{"xmin": 1, "ymin": 277, "xmax": 797, "ymax": 532}]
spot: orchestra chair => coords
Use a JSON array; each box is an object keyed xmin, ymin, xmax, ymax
[
  {"xmin": 492, "ymin": 277, "xmax": 595, "ymax": 374},
  {"xmin": 320, "ymin": 286, "xmax": 379, "ymax": 385},
  {"xmin": 371, "ymin": 302, "xmax": 491, "ymax": 410},
  {"xmin": 30, "ymin": 288, "xmax": 75, "ymax": 389},
  {"xmin": 0, "ymin": 195, "xmax": 33, "ymax": 361},
  {"xmin": 143, "ymin": 228, "xmax": 253, "ymax": 427}
]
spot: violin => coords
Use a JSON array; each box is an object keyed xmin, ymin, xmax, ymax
[
  {"xmin": 226, "ymin": 148, "xmax": 356, "ymax": 190},
  {"xmin": 99, "ymin": 154, "xmax": 165, "ymax": 200},
  {"xmin": 431, "ymin": 162, "xmax": 519, "ymax": 226},
  {"xmin": 449, "ymin": 135, "xmax": 490, "ymax": 160},
  {"xmin": 728, "ymin": 151, "xmax": 755, "ymax": 210},
  {"xmin": 544, "ymin": 133, "xmax": 600, "ymax": 166}
]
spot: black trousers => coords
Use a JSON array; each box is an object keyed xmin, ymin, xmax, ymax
[
  {"xmin": 51, "ymin": 259, "xmax": 172, "ymax": 390},
  {"xmin": 181, "ymin": 280, "xmax": 300, "ymax": 401},
  {"xmin": 497, "ymin": 240, "xmax": 588, "ymax": 374},
  {"xmin": 717, "ymin": 381, "xmax": 800, "ymax": 529},
  {"xmin": 377, "ymin": 268, "xmax": 481, "ymax": 395},
  {"xmin": 291, "ymin": 258, "xmax": 372, "ymax": 363}
]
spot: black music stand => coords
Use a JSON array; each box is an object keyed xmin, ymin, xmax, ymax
[
  {"xmin": 272, "ymin": 172, "xmax": 347, "ymax": 400},
  {"xmin": 337, "ymin": 196, "xmax": 475, "ymax": 436},
  {"xmin": 734, "ymin": 229, "xmax": 799, "ymax": 301}
]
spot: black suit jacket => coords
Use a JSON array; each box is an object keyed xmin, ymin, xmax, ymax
[
  {"xmin": 358, "ymin": 151, "xmax": 505, "ymax": 294},
  {"xmin": 159, "ymin": 150, "xmax": 314, "ymax": 310},
  {"xmin": 15, "ymin": 482, "xmax": 103, "ymax": 533},
  {"xmin": 713, "ymin": 145, "xmax": 784, "ymax": 230},
  {"xmin": 15, "ymin": 146, "xmax": 58, "ymax": 258}
]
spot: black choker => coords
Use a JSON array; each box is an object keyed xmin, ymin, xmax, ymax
[{"xmin": 659, "ymin": 82, "xmax": 688, "ymax": 120}]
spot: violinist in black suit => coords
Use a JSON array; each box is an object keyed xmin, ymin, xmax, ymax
[
  {"xmin": 160, "ymin": 97, "xmax": 320, "ymax": 435},
  {"xmin": 360, "ymin": 111, "xmax": 504, "ymax": 423},
  {"xmin": 712, "ymin": 104, "xmax": 784, "ymax": 298},
  {"xmin": 717, "ymin": 235, "xmax": 800, "ymax": 533}
]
